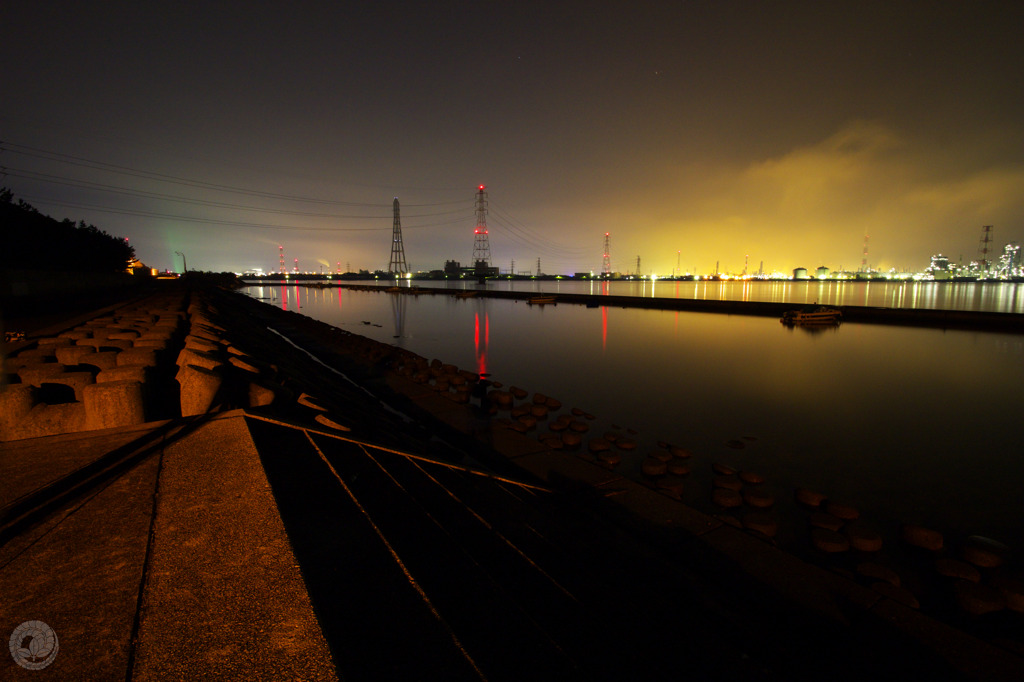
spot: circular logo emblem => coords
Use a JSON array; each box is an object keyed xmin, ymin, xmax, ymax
[{"xmin": 9, "ymin": 621, "xmax": 59, "ymax": 670}]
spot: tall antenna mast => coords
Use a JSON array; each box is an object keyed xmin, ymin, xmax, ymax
[
  {"xmin": 473, "ymin": 185, "xmax": 491, "ymax": 268},
  {"xmin": 279, "ymin": 245, "xmax": 285, "ymax": 274},
  {"xmin": 388, "ymin": 197, "xmax": 409, "ymax": 275},
  {"xmin": 861, "ymin": 234, "xmax": 870, "ymax": 272}
]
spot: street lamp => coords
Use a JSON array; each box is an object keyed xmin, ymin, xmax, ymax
[{"xmin": 175, "ymin": 251, "xmax": 188, "ymax": 273}]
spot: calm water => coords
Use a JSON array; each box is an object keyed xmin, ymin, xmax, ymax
[
  {"xmin": 335, "ymin": 278, "xmax": 1024, "ymax": 314},
  {"xmin": 244, "ymin": 282, "xmax": 1024, "ymax": 548}
]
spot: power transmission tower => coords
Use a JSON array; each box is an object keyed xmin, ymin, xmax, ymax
[
  {"xmin": 473, "ymin": 185, "xmax": 491, "ymax": 268},
  {"xmin": 536, "ymin": 257, "xmax": 541, "ymax": 277},
  {"xmin": 602, "ymin": 232, "xmax": 611, "ymax": 277},
  {"xmin": 389, "ymin": 198, "xmax": 409, "ymax": 275},
  {"xmin": 978, "ymin": 225, "xmax": 994, "ymax": 272}
]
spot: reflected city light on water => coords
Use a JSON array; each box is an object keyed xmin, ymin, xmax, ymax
[{"xmin": 245, "ymin": 283, "xmax": 1024, "ymax": 543}]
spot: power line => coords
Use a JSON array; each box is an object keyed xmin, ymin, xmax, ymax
[
  {"xmin": 1, "ymin": 141, "xmax": 467, "ymax": 207},
  {"xmin": 18, "ymin": 194, "xmax": 474, "ymax": 232},
  {"xmin": 4, "ymin": 167, "xmax": 471, "ymax": 220}
]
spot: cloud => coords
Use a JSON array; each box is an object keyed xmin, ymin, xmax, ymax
[{"xmin": 628, "ymin": 120, "xmax": 1024, "ymax": 273}]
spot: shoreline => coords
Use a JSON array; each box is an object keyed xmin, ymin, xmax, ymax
[
  {"xmin": 228, "ymin": 290, "xmax": 1024, "ymax": 646},
  {"xmin": 293, "ymin": 282, "xmax": 1024, "ymax": 332},
  {"xmin": 2, "ymin": 282, "xmax": 1022, "ymax": 678}
]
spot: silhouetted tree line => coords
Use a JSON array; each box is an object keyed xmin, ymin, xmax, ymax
[{"xmin": 0, "ymin": 189, "xmax": 135, "ymax": 273}]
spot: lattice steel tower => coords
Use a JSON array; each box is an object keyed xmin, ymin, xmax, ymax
[
  {"xmin": 978, "ymin": 225, "xmax": 994, "ymax": 272},
  {"xmin": 473, "ymin": 185, "xmax": 491, "ymax": 267},
  {"xmin": 389, "ymin": 197, "xmax": 409, "ymax": 275},
  {"xmin": 602, "ymin": 232, "xmax": 611, "ymax": 277}
]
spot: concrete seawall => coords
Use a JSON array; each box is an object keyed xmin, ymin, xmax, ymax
[{"xmin": 2, "ymin": 283, "xmax": 1022, "ymax": 679}]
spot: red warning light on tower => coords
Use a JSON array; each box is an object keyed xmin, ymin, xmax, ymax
[{"xmin": 478, "ymin": 184, "xmax": 486, "ymax": 191}]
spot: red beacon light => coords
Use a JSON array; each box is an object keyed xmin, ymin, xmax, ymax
[{"xmin": 478, "ymin": 184, "xmax": 486, "ymax": 191}]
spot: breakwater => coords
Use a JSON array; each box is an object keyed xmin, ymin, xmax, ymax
[{"xmin": 3, "ymin": 283, "xmax": 1023, "ymax": 677}]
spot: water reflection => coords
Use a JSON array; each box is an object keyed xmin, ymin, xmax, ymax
[
  {"xmin": 474, "ymin": 306, "xmax": 489, "ymax": 376},
  {"xmin": 242, "ymin": 283, "xmax": 1024, "ymax": 544},
  {"xmin": 390, "ymin": 292, "xmax": 406, "ymax": 339},
  {"xmin": 601, "ymin": 304, "xmax": 608, "ymax": 350}
]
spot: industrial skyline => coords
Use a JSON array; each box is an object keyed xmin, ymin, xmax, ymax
[
  {"xmin": 259, "ymin": 218, "xmax": 1021, "ymax": 281},
  {"xmin": 2, "ymin": 3, "xmax": 1022, "ymax": 275}
]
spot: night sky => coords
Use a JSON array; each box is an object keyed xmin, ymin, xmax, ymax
[{"xmin": 3, "ymin": 1, "xmax": 1022, "ymax": 276}]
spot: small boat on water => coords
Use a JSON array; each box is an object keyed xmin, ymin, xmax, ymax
[
  {"xmin": 781, "ymin": 305, "xmax": 842, "ymax": 325},
  {"xmin": 528, "ymin": 295, "xmax": 557, "ymax": 305}
]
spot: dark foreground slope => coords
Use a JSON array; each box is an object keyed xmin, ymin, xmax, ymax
[{"xmin": 0, "ymin": 282, "xmax": 1021, "ymax": 680}]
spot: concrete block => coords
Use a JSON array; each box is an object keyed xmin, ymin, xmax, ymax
[
  {"xmin": 21, "ymin": 402, "xmax": 88, "ymax": 439},
  {"xmin": 176, "ymin": 347, "xmax": 222, "ymax": 371},
  {"xmin": 81, "ymin": 350, "xmax": 121, "ymax": 372},
  {"xmin": 18, "ymin": 363, "xmax": 66, "ymax": 385},
  {"xmin": 229, "ymin": 356, "xmax": 261, "ymax": 374},
  {"xmin": 137, "ymin": 328, "xmax": 176, "ymax": 341},
  {"xmin": 153, "ymin": 319, "xmax": 183, "ymax": 332},
  {"xmin": 37, "ymin": 337, "xmax": 73, "ymax": 347},
  {"xmin": 13, "ymin": 348, "xmax": 56, "ymax": 361},
  {"xmin": 41, "ymin": 371, "xmax": 96, "ymax": 401},
  {"xmin": 188, "ymin": 327, "xmax": 222, "ymax": 343},
  {"xmin": 117, "ymin": 347, "xmax": 159, "ymax": 367},
  {"xmin": 56, "ymin": 345, "xmax": 98, "ymax": 365},
  {"xmin": 184, "ymin": 335, "xmax": 220, "ymax": 353},
  {"xmin": 83, "ymin": 380, "xmax": 146, "ymax": 430},
  {"xmin": 95, "ymin": 339, "xmax": 133, "ymax": 352},
  {"xmin": 4, "ymin": 356, "xmax": 52, "ymax": 372},
  {"xmin": 97, "ymin": 365, "xmax": 152, "ymax": 385},
  {"xmin": 0, "ymin": 384, "xmax": 38, "ymax": 441},
  {"xmin": 176, "ymin": 364, "xmax": 223, "ymax": 416},
  {"xmin": 121, "ymin": 313, "xmax": 156, "ymax": 325},
  {"xmin": 133, "ymin": 337, "xmax": 170, "ymax": 350},
  {"xmin": 247, "ymin": 381, "xmax": 277, "ymax": 407}
]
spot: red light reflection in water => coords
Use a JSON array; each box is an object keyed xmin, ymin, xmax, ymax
[
  {"xmin": 280, "ymin": 285, "xmax": 288, "ymax": 311},
  {"xmin": 601, "ymin": 305, "xmax": 607, "ymax": 349},
  {"xmin": 474, "ymin": 311, "xmax": 489, "ymax": 375},
  {"xmin": 294, "ymin": 285, "xmax": 302, "ymax": 309}
]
